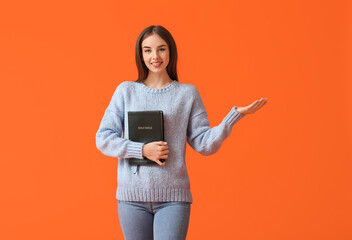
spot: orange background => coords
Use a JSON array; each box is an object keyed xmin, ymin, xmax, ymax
[{"xmin": 1, "ymin": 0, "xmax": 351, "ymax": 239}]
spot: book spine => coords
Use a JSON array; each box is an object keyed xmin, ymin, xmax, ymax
[{"xmin": 160, "ymin": 111, "xmax": 164, "ymax": 141}]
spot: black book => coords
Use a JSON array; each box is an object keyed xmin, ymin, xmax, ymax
[{"xmin": 128, "ymin": 111, "xmax": 165, "ymax": 165}]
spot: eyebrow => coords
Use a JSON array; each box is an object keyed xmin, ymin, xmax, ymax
[{"xmin": 143, "ymin": 45, "xmax": 167, "ymax": 48}]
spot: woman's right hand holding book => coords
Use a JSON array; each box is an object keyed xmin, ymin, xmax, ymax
[{"xmin": 142, "ymin": 141, "xmax": 169, "ymax": 166}]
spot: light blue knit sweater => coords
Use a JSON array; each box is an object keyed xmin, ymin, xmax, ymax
[{"xmin": 95, "ymin": 80, "xmax": 245, "ymax": 203}]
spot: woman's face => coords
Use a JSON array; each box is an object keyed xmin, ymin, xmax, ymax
[{"xmin": 141, "ymin": 34, "xmax": 170, "ymax": 74}]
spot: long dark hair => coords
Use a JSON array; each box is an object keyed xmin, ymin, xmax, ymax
[{"xmin": 135, "ymin": 25, "xmax": 178, "ymax": 82}]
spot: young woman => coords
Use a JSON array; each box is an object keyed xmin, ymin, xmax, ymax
[{"xmin": 96, "ymin": 25, "xmax": 267, "ymax": 240}]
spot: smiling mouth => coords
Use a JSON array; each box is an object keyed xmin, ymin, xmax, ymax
[{"xmin": 151, "ymin": 62, "xmax": 162, "ymax": 66}]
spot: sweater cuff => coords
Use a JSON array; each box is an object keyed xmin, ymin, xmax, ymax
[
  {"xmin": 223, "ymin": 106, "xmax": 245, "ymax": 126},
  {"xmin": 126, "ymin": 141, "xmax": 144, "ymax": 159}
]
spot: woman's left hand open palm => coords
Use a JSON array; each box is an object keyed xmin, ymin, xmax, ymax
[{"xmin": 236, "ymin": 98, "xmax": 267, "ymax": 115}]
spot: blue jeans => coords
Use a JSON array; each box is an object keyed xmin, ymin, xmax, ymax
[{"xmin": 118, "ymin": 200, "xmax": 191, "ymax": 240}]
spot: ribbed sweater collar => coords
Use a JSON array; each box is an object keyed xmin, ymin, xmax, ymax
[{"xmin": 138, "ymin": 80, "xmax": 177, "ymax": 94}]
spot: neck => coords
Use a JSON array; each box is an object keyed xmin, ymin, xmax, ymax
[{"xmin": 143, "ymin": 71, "xmax": 173, "ymax": 89}]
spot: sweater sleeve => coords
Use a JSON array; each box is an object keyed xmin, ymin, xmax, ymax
[
  {"xmin": 95, "ymin": 82, "xmax": 144, "ymax": 159},
  {"xmin": 186, "ymin": 87, "xmax": 245, "ymax": 156}
]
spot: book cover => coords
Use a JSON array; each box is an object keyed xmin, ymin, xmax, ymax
[{"xmin": 128, "ymin": 111, "xmax": 165, "ymax": 165}]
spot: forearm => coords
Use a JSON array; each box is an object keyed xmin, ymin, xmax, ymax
[
  {"xmin": 95, "ymin": 108, "xmax": 144, "ymax": 159},
  {"xmin": 96, "ymin": 129, "xmax": 144, "ymax": 159},
  {"xmin": 187, "ymin": 106, "xmax": 244, "ymax": 156}
]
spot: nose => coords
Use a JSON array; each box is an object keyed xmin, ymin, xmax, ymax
[{"xmin": 152, "ymin": 50, "xmax": 160, "ymax": 59}]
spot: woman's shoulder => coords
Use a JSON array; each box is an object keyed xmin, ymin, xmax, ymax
[
  {"xmin": 114, "ymin": 80, "xmax": 140, "ymax": 91},
  {"xmin": 110, "ymin": 81, "xmax": 138, "ymax": 99},
  {"xmin": 177, "ymin": 82, "xmax": 202, "ymax": 101},
  {"xmin": 117, "ymin": 80, "xmax": 136, "ymax": 87},
  {"xmin": 176, "ymin": 81, "xmax": 199, "ymax": 93}
]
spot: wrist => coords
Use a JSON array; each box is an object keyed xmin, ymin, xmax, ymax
[
  {"xmin": 142, "ymin": 144, "xmax": 145, "ymax": 157},
  {"xmin": 236, "ymin": 106, "xmax": 245, "ymax": 115}
]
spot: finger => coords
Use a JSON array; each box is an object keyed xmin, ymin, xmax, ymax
[
  {"xmin": 155, "ymin": 159, "xmax": 165, "ymax": 166},
  {"xmin": 256, "ymin": 98, "xmax": 266, "ymax": 103},
  {"xmin": 251, "ymin": 100, "xmax": 266, "ymax": 112},
  {"xmin": 161, "ymin": 149, "xmax": 169, "ymax": 154},
  {"xmin": 250, "ymin": 103, "xmax": 262, "ymax": 113},
  {"xmin": 248, "ymin": 100, "xmax": 258, "ymax": 108},
  {"xmin": 158, "ymin": 151, "xmax": 168, "ymax": 158},
  {"xmin": 247, "ymin": 98, "xmax": 267, "ymax": 113},
  {"xmin": 160, "ymin": 145, "xmax": 169, "ymax": 151},
  {"xmin": 159, "ymin": 152, "xmax": 169, "ymax": 158},
  {"xmin": 247, "ymin": 100, "xmax": 260, "ymax": 113},
  {"xmin": 255, "ymin": 99, "xmax": 267, "ymax": 109},
  {"xmin": 260, "ymin": 98, "xmax": 267, "ymax": 103},
  {"xmin": 251, "ymin": 98, "xmax": 266, "ymax": 111}
]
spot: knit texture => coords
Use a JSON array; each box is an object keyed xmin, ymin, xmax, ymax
[{"xmin": 95, "ymin": 80, "xmax": 245, "ymax": 203}]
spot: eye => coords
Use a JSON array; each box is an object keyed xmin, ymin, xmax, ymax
[
  {"xmin": 159, "ymin": 48, "xmax": 165, "ymax": 51},
  {"xmin": 144, "ymin": 49, "xmax": 151, "ymax": 53}
]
